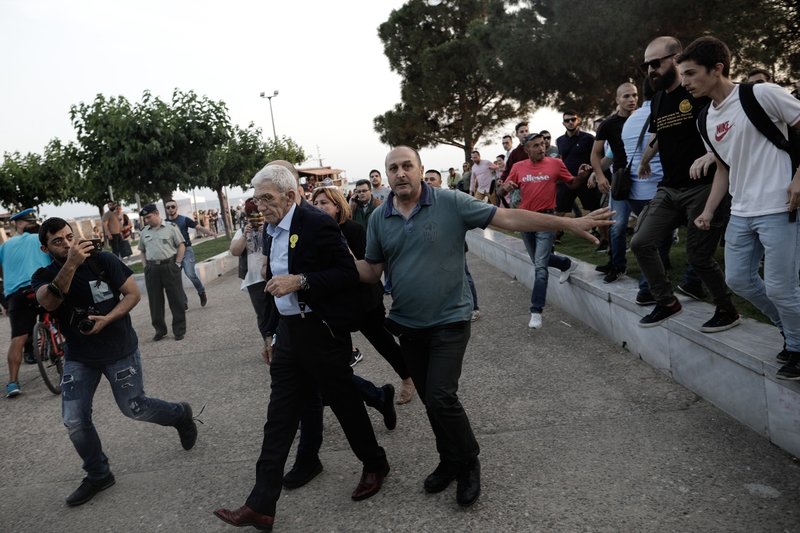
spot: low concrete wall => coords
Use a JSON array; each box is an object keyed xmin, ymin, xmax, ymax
[
  {"xmin": 467, "ymin": 227, "xmax": 800, "ymax": 458},
  {"xmin": 133, "ymin": 250, "xmax": 238, "ymax": 294}
]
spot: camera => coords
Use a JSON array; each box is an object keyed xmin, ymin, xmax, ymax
[
  {"xmin": 71, "ymin": 306, "xmax": 101, "ymax": 333},
  {"xmin": 80, "ymin": 239, "xmax": 103, "ymax": 254}
]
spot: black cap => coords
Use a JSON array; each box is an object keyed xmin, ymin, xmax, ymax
[
  {"xmin": 524, "ymin": 133, "xmax": 544, "ymax": 143},
  {"xmin": 139, "ymin": 204, "xmax": 158, "ymax": 217}
]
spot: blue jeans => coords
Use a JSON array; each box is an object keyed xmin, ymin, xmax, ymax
[
  {"xmin": 522, "ymin": 231, "xmax": 568, "ymax": 313},
  {"xmin": 725, "ymin": 213, "xmax": 800, "ymax": 350},
  {"xmin": 61, "ymin": 350, "xmax": 184, "ymax": 479},
  {"xmin": 181, "ymin": 246, "xmax": 206, "ymax": 300}
]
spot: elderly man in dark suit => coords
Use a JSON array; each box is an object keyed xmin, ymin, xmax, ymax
[{"xmin": 214, "ymin": 163, "xmax": 389, "ymax": 531}]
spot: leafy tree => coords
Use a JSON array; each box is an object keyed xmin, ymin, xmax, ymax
[
  {"xmin": 484, "ymin": 0, "xmax": 799, "ymax": 117},
  {"xmin": 375, "ymin": 0, "xmax": 527, "ymax": 160},
  {"xmin": 69, "ymin": 94, "xmax": 144, "ymax": 215},
  {"xmin": 0, "ymin": 139, "xmax": 79, "ymax": 211}
]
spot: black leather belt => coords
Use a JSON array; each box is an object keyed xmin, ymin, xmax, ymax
[{"xmin": 147, "ymin": 258, "xmax": 175, "ymax": 265}]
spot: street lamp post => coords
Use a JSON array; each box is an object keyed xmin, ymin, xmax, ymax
[{"xmin": 259, "ymin": 90, "xmax": 279, "ymax": 140}]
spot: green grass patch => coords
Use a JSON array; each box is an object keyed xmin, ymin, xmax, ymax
[
  {"xmin": 502, "ymin": 225, "xmax": 769, "ymax": 324},
  {"xmin": 127, "ymin": 236, "xmax": 231, "ymax": 274}
]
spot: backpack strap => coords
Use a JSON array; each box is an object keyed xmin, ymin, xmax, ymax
[
  {"xmin": 738, "ymin": 83, "xmax": 791, "ymax": 152},
  {"xmin": 697, "ymin": 102, "xmax": 728, "ymax": 169}
]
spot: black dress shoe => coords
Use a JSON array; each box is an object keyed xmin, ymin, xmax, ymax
[
  {"xmin": 153, "ymin": 332, "xmax": 166, "ymax": 341},
  {"xmin": 282, "ymin": 457, "xmax": 323, "ymax": 489},
  {"xmin": 174, "ymin": 334, "xmax": 185, "ymax": 341},
  {"xmin": 213, "ymin": 505, "xmax": 274, "ymax": 531},
  {"xmin": 66, "ymin": 472, "xmax": 115, "ymax": 507},
  {"xmin": 380, "ymin": 384, "xmax": 397, "ymax": 430},
  {"xmin": 423, "ymin": 461, "xmax": 460, "ymax": 493},
  {"xmin": 175, "ymin": 402, "xmax": 197, "ymax": 450},
  {"xmin": 199, "ymin": 292, "xmax": 208, "ymax": 307},
  {"xmin": 351, "ymin": 459, "xmax": 390, "ymax": 501},
  {"xmin": 456, "ymin": 458, "xmax": 481, "ymax": 507}
]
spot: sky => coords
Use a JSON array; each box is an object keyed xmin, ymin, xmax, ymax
[{"xmin": 1, "ymin": 0, "xmax": 564, "ymax": 219}]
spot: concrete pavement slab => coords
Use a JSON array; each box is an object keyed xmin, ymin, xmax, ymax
[{"xmin": 1, "ymin": 253, "xmax": 799, "ymax": 532}]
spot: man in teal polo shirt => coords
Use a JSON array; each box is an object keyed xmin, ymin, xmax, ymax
[{"xmin": 357, "ymin": 146, "xmax": 612, "ymax": 508}]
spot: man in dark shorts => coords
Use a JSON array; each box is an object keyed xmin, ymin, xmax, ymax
[{"xmin": 0, "ymin": 208, "xmax": 52, "ymax": 397}]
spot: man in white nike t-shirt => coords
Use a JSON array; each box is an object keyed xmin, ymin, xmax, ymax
[{"xmin": 678, "ymin": 36, "xmax": 800, "ymax": 380}]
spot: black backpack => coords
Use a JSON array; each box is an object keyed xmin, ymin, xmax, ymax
[{"xmin": 697, "ymin": 83, "xmax": 800, "ymax": 173}]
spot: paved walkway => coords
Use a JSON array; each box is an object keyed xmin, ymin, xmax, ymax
[{"xmin": 1, "ymin": 254, "xmax": 799, "ymax": 532}]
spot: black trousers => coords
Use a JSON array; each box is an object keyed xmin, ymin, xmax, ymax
[
  {"xmin": 389, "ymin": 319, "xmax": 479, "ymax": 466},
  {"xmin": 246, "ymin": 314, "xmax": 385, "ymax": 516},
  {"xmin": 143, "ymin": 262, "xmax": 186, "ymax": 337}
]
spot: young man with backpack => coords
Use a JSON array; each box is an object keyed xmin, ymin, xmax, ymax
[{"xmin": 679, "ymin": 36, "xmax": 800, "ymax": 380}]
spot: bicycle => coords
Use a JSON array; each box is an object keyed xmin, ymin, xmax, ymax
[{"xmin": 27, "ymin": 291, "xmax": 65, "ymax": 395}]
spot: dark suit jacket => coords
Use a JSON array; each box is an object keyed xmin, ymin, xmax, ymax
[{"xmin": 263, "ymin": 202, "xmax": 360, "ymax": 333}]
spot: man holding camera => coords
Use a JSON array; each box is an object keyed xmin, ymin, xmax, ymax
[
  {"xmin": 32, "ymin": 217, "xmax": 197, "ymax": 507},
  {"xmin": 137, "ymin": 204, "xmax": 186, "ymax": 341}
]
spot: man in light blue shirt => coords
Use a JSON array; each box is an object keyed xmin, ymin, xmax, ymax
[{"xmin": 0, "ymin": 208, "xmax": 52, "ymax": 397}]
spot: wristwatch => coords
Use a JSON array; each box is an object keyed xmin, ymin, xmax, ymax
[{"xmin": 298, "ymin": 273, "xmax": 310, "ymax": 291}]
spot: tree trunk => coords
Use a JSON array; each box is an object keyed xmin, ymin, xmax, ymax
[{"xmin": 216, "ymin": 186, "xmax": 233, "ymax": 240}]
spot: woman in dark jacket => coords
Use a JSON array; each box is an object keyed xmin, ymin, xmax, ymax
[{"xmin": 311, "ymin": 186, "xmax": 415, "ymax": 404}]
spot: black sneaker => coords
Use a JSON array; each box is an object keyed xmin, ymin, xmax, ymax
[
  {"xmin": 603, "ymin": 267, "xmax": 625, "ymax": 284},
  {"xmin": 350, "ymin": 349, "xmax": 363, "ymax": 368},
  {"xmin": 700, "ymin": 307, "xmax": 741, "ymax": 333},
  {"xmin": 777, "ymin": 353, "xmax": 800, "ymax": 381},
  {"xmin": 175, "ymin": 402, "xmax": 198, "ymax": 450},
  {"xmin": 595, "ymin": 239, "xmax": 609, "ymax": 253},
  {"xmin": 595, "ymin": 263, "xmax": 612, "ymax": 274},
  {"xmin": 199, "ymin": 292, "xmax": 208, "ymax": 307},
  {"xmin": 635, "ymin": 290, "xmax": 656, "ymax": 306},
  {"xmin": 24, "ymin": 352, "xmax": 36, "ymax": 364},
  {"xmin": 676, "ymin": 282, "xmax": 706, "ymax": 301},
  {"xmin": 639, "ymin": 299, "xmax": 682, "ymax": 328},
  {"xmin": 66, "ymin": 473, "xmax": 116, "ymax": 507},
  {"xmin": 777, "ymin": 332, "xmax": 789, "ymax": 362}
]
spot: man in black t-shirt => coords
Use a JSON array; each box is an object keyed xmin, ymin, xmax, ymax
[
  {"xmin": 32, "ymin": 218, "xmax": 198, "ymax": 508},
  {"xmin": 556, "ymin": 110, "xmax": 601, "ymax": 217},
  {"xmin": 630, "ymin": 36, "xmax": 739, "ymax": 332},
  {"xmin": 591, "ymin": 82, "xmax": 638, "ymax": 281}
]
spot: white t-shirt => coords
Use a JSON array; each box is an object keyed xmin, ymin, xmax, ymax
[
  {"xmin": 233, "ymin": 228, "xmax": 266, "ymax": 290},
  {"xmin": 704, "ymin": 83, "xmax": 800, "ymax": 217}
]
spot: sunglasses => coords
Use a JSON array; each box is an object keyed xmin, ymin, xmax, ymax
[
  {"xmin": 165, "ymin": 205, "xmax": 177, "ymax": 209},
  {"xmin": 542, "ymin": 136, "xmax": 551, "ymax": 140},
  {"xmin": 563, "ymin": 117, "xmax": 578, "ymax": 123},
  {"xmin": 639, "ymin": 53, "xmax": 676, "ymax": 72}
]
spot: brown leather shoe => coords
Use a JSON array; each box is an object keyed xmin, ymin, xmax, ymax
[
  {"xmin": 351, "ymin": 460, "xmax": 390, "ymax": 501},
  {"xmin": 396, "ymin": 377, "xmax": 415, "ymax": 404},
  {"xmin": 213, "ymin": 505, "xmax": 274, "ymax": 531}
]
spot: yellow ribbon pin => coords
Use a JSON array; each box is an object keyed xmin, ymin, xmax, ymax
[{"xmin": 289, "ymin": 234, "xmax": 299, "ymax": 249}]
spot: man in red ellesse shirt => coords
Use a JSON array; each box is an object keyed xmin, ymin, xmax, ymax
[{"xmin": 503, "ymin": 133, "xmax": 591, "ymax": 329}]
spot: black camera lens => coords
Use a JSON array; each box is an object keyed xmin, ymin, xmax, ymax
[{"xmin": 78, "ymin": 318, "xmax": 96, "ymax": 333}]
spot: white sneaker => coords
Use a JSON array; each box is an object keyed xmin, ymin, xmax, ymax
[
  {"xmin": 471, "ymin": 310, "xmax": 481, "ymax": 322},
  {"xmin": 528, "ymin": 313, "xmax": 542, "ymax": 329},
  {"xmin": 558, "ymin": 261, "xmax": 579, "ymax": 284}
]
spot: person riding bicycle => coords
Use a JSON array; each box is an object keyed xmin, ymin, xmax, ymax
[
  {"xmin": 0, "ymin": 208, "xmax": 51, "ymax": 398},
  {"xmin": 32, "ymin": 217, "xmax": 199, "ymax": 507}
]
